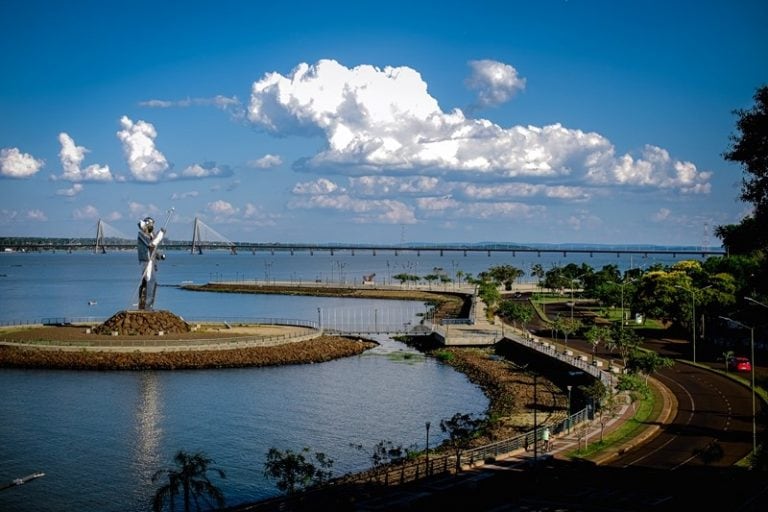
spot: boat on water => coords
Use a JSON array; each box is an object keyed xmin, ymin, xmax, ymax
[{"xmin": 11, "ymin": 472, "xmax": 45, "ymax": 486}]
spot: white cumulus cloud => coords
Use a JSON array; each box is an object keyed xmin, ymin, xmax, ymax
[
  {"xmin": 461, "ymin": 182, "xmax": 591, "ymax": 201},
  {"xmin": 26, "ymin": 209, "xmax": 47, "ymax": 221},
  {"xmin": 243, "ymin": 203, "xmax": 280, "ymax": 226},
  {"xmin": 349, "ymin": 176, "xmax": 444, "ymax": 196},
  {"xmin": 169, "ymin": 162, "xmax": 231, "ymax": 180},
  {"xmin": 288, "ymin": 194, "xmax": 416, "ymax": 224},
  {"xmin": 139, "ymin": 95, "xmax": 243, "ymax": 118},
  {"xmin": 248, "ymin": 154, "xmax": 283, "ymax": 169},
  {"xmin": 292, "ymin": 178, "xmax": 341, "ymax": 195},
  {"xmin": 0, "ymin": 147, "xmax": 44, "ymax": 178},
  {"xmin": 416, "ymin": 196, "xmax": 544, "ymax": 220},
  {"xmin": 56, "ymin": 183, "xmax": 84, "ymax": 197},
  {"xmin": 170, "ymin": 191, "xmax": 199, "ymax": 200},
  {"xmin": 247, "ymin": 59, "xmax": 711, "ymax": 194},
  {"xmin": 465, "ymin": 59, "xmax": 526, "ymax": 108},
  {"xmin": 585, "ymin": 145, "xmax": 711, "ymax": 194},
  {"xmin": 116, "ymin": 116, "xmax": 169, "ymax": 182},
  {"xmin": 652, "ymin": 207, "xmax": 672, "ymax": 221},
  {"xmin": 206, "ymin": 200, "xmax": 238, "ymax": 217},
  {"xmin": 73, "ymin": 205, "xmax": 100, "ymax": 220},
  {"xmin": 128, "ymin": 201, "xmax": 161, "ymax": 218},
  {"xmin": 58, "ymin": 133, "xmax": 112, "ymax": 182}
]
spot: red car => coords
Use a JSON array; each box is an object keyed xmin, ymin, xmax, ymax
[{"xmin": 728, "ymin": 356, "xmax": 752, "ymax": 372}]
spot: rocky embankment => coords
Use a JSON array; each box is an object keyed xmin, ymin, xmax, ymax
[
  {"xmin": 426, "ymin": 346, "xmax": 563, "ymax": 442},
  {"xmin": 92, "ymin": 309, "xmax": 191, "ymax": 335},
  {"xmin": 0, "ymin": 334, "xmax": 376, "ymax": 371}
]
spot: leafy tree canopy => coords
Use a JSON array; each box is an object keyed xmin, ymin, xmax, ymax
[{"xmin": 717, "ymin": 84, "xmax": 768, "ymax": 254}]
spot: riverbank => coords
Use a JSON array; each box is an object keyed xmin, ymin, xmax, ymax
[{"xmin": 0, "ymin": 327, "xmax": 377, "ymax": 370}]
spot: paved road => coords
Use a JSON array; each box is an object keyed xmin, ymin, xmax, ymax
[{"xmin": 607, "ymin": 361, "xmax": 758, "ymax": 469}]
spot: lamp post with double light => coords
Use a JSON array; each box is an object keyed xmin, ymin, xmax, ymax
[
  {"xmin": 566, "ymin": 384, "xmax": 573, "ymax": 433},
  {"xmin": 719, "ymin": 315, "xmax": 756, "ymax": 456},
  {"xmin": 620, "ymin": 278, "xmax": 636, "ymax": 330},
  {"xmin": 570, "ymin": 273, "xmax": 589, "ymax": 323},
  {"xmin": 745, "ymin": 296, "xmax": 767, "ymax": 310},
  {"xmin": 674, "ymin": 284, "xmax": 712, "ymax": 364}
]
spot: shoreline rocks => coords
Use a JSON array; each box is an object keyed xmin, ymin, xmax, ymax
[{"xmin": 0, "ymin": 335, "xmax": 376, "ymax": 371}]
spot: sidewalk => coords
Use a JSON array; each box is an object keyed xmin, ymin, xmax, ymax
[{"xmin": 483, "ymin": 373, "xmax": 676, "ymax": 469}]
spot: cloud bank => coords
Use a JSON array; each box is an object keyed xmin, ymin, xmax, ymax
[{"xmin": 248, "ymin": 59, "xmax": 711, "ymax": 194}]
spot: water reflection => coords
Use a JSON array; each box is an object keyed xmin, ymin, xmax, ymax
[{"xmin": 132, "ymin": 372, "xmax": 162, "ymax": 503}]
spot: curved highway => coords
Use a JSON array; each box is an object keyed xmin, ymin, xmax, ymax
[{"xmin": 607, "ymin": 360, "xmax": 757, "ymax": 469}]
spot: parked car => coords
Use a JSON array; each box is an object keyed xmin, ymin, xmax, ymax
[{"xmin": 728, "ymin": 356, "xmax": 752, "ymax": 372}]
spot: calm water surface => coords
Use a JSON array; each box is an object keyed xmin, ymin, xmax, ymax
[
  {"xmin": 0, "ymin": 250, "xmax": 701, "ymax": 511},
  {"xmin": 0, "ymin": 252, "xmax": 491, "ymax": 511}
]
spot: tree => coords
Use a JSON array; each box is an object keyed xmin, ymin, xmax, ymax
[
  {"xmin": 477, "ymin": 279, "xmax": 501, "ymax": 317},
  {"xmin": 608, "ymin": 324, "xmax": 643, "ymax": 368},
  {"xmin": 151, "ymin": 450, "xmax": 226, "ymax": 512},
  {"xmin": 439, "ymin": 412, "xmax": 486, "ymax": 472},
  {"xmin": 717, "ymin": 84, "xmax": 768, "ymax": 254},
  {"xmin": 530, "ymin": 263, "xmax": 545, "ymax": 289},
  {"xmin": 352, "ymin": 440, "xmax": 415, "ymax": 471},
  {"xmin": 423, "ymin": 273, "xmax": 440, "ymax": 289},
  {"xmin": 725, "ymin": 86, "xmax": 768, "ymax": 223},
  {"xmin": 626, "ymin": 351, "xmax": 674, "ymax": 386},
  {"xmin": 559, "ymin": 317, "xmax": 582, "ymax": 346},
  {"xmin": 593, "ymin": 384, "xmax": 621, "ymax": 442},
  {"xmin": 392, "ymin": 273, "xmax": 410, "ymax": 286},
  {"xmin": 498, "ymin": 300, "xmax": 534, "ymax": 333},
  {"xmin": 544, "ymin": 266, "xmax": 570, "ymax": 293},
  {"xmin": 263, "ymin": 447, "xmax": 334, "ymax": 495},
  {"xmin": 487, "ymin": 264, "xmax": 524, "ymax": 291},
  {"xmin": 585, "ymin": 325, "xmax": 611, "ymax": 362},
  {"xmin": 579, "ymin": 379, "xmax": 621, "ymax": 442}
]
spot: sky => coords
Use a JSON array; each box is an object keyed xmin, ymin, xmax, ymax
[{"xmin": 1, "ymin": 0, "xmax": 766, "ymax": 247}]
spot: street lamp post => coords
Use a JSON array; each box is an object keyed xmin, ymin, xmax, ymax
[
  {"xmin": 425, "ymin": 421, "xmax": 431, "ymax": 475},
  {"xmin": 675, "ymin": 284, "xmax": 712, "ymax": 364},
  {"xmin": 620, "ymin": 278, "xmax": 636, "ymax": 330},
  {"xmin": 719, "ymin": 316, "xmax": 756, "ymax": 456},
  {"xmin": 566, "ymin": 385, "xmax": 573, "ymax": 433},
  {"xmin": 570, "ymin": 275, "xmax": 587, "ymax": 323}
]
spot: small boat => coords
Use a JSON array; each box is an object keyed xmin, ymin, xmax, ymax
[
  {"xmin": 88, "ymin": 300, "xmax": 97, "ymax": 306},
  {"xmin": 10, "ymin": 472, "xmax": 45, "ymax": 486}
]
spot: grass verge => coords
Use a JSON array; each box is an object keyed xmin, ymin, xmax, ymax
[{"xmin": 565, "ymin": 384, "xmax": 657, "ymax": 461}]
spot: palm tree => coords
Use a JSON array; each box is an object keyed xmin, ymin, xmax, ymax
[{"xmin": 151, "ymin": 450, "xmax": 226, "ymax": 512}]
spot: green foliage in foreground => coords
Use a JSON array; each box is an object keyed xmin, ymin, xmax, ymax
[
  {"xmin": 151, "ymin": 450, "xmax": 226, "ymax": 512},
  {"xmin": 263, "ymin": 447, "xmax": 334, "ymax": 495}
]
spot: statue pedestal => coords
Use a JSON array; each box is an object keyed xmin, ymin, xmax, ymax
[{"xmin": 94, "ymin": 310, "xmax": 190, "ymax": 336}]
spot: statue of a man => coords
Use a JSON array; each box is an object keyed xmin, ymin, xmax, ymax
[{"xmin": 137, "ymin": 217, "xmax": 166, "ymax": 310}]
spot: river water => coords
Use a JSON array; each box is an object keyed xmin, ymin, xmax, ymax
[{"xmin": 0, "ymin": 249, "xmax": 701, "ymax": 511}]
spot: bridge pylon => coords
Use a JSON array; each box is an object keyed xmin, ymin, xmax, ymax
[
  {"xmin": 191, "ymin": 217, "xmax": 203, "ymax": 255},
  {"xmin": 95, "ymin": 219, "xmax": 107, "ymax": 254}
]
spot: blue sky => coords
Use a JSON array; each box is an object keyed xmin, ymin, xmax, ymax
[{"xmin": 1, "ymin": 0, "xmax": 766, "ymax": 247}]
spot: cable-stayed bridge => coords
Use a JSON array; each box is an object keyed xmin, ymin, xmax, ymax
[{"xmin": 3, "ymin": 217, "xmax": 726, "ymax": 258}]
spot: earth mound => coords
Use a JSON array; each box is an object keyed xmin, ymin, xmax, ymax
[{"xmin": 94, "ymin": 310, "xmax": 191, "ymax": 336}]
